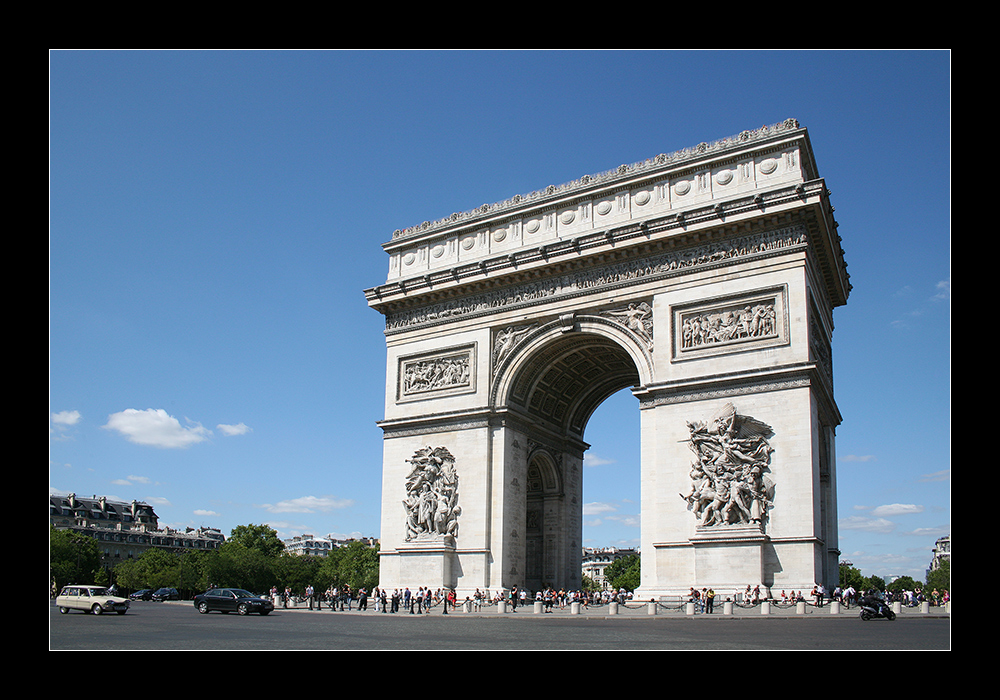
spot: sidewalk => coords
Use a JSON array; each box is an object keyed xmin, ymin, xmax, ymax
[{"xmin": 268, "ymin": 598, "xmax": 951, "ymax": 619}]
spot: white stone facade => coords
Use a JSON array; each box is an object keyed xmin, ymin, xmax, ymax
[{"xmin": 366, "ymin": 120, "xmax": 849, "ymax": 598}]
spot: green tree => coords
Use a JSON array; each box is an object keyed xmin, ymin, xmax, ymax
[
  {"xmin": 332, "ymin": 541, "xmax": 380, "ymax": 592},
  {"xmin": 50, "ymin": 526, "xmax": 102, "ymax": 591},
  {"xmin": 862, "ymin": 574, "xmax": 886, "ymax": 593},
  {"xmin": 208, "ymin": 545, "xmax": 277, "ymax": 593},
  {"xmin": 926, "ymin": 559, "xmax": 950, "ymax": 594},
  {"xmin": 887, "ymin": 576, "xmax": 919, "ymax": 594},
  {"xmin": 604, "ymin": 554, "xmax": 640, "ymax": 592},
  {"xmin": 225, "ymin": 523, "xmax": 285, "ymax": 557},
  {"xmin": 113, "ymin": 547, "xmax": 182, "ymax": 591},
  {"xmin": 839, "ymin": 563, "xmax": 865, "ymax": 590},
  {"xmin": 272, "ymin": 553, "xmax": 322, "ymax": 594}
]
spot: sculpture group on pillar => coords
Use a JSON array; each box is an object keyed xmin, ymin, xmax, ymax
[
  {"xmin": 403, "ymin": 446, "xmax": 461, "ymax": 542},
  {"xmin": 681, "ymin": 403, "xmax": 775, "ymax": 529}
]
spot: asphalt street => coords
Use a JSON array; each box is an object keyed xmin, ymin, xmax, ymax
[{"xmin": 49, "ymin": 600, "xmax": 951, "ymax": 651}]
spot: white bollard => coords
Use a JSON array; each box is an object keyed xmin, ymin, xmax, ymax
[
  {"xmin": 498, "ymin": 600, "xmax": 507, "ymax": 614},
  {"xmin": 830, "ymin": 601, "xmax": 840, "ymax": 614},
  {"xmin": 609, "ymin": 601, "xmax": 619, "ymax": 615},
  {"xmin": 724, "ymin": 601, "xmax": 733, "ymax": 615},
  {"xmin": 686, "ymin": 601, "xmax": 695, "ymax": 615},
  {"xmin": 647, "ymin": 601, "xmax": 657, "ymax": 615},
  {"xmin": 571, "ymin": 602, "xmax": 581, "ymax": 615},
  {"xmin": 534, "ymin": 601, "xmax": 543, "ymax": 614},
  {"xmin": 921, "ymin": 601, "xmax": 930, "ymax": 614},
  {"xmin": 796, "ymin": 600, "xmax": 806, "ymax": 615},
  {"xmin": 761, "ymin": 600, "xmax": 770, "ymax": 615}
]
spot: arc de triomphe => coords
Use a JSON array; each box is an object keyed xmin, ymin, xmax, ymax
[{"xmin": 365, "ymin": 119, "xmax": 850, "ymax": 598}]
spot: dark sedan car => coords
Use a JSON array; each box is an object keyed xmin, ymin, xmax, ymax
[
  {"xmin": 151, "ymin": 587, "xmax": 180, "ymax": 601},
  {"xmin": 194, "ymin": 588, "xmax": 274, "ymax": 615},
  {"xmin": 129, "ymin": 589, "xmax": 153, "ymax": 601}
]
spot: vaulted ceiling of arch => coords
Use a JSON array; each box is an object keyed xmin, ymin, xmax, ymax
[{"xmin": 509, "ymin": 334, "xmax": 639, "ymax": 437}]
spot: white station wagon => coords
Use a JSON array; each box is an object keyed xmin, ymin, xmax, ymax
[{"xmin": 56, "ymin": 585, "xmax": 130, "ymax": 615}]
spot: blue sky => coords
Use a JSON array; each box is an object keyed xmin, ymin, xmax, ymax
[{"xmin": 49, "ymin": 50, "xmax": 950, "ymax": 582}]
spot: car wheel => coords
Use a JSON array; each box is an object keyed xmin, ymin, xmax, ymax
[
  {"xmin": 260, "ymin": 610, "xmax": 270, "ymax": 615},
  {"xmin": 116, "ymin": 610, "xmax": 127, "ymax": 615},
  {"xmin": 92, "ymin": 604, "xmax": 103, "ymax": 615},
  {"xmin": 238, "ymin": 603, "xmax": 249, "ymax": 616},
  {"xmin": 59, "ymin": 607, "xmax": 69, "ymax": 614},
  {"xmin": 198, "ymin": 602, "xmax": 209, "ymax": 614}
]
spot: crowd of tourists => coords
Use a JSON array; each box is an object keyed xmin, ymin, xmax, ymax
[
  {"xmin": 269, "ymin": 584, "xmax": 634, "ymax": 613},
  {"xmin": 269, "ymin": 582, "xmax": 949, "ymax": 613},
  {"xmin": 698, "ymin": 583, "xmax": 950, "ymax": 610}
]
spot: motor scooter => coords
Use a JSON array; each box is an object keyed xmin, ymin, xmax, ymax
[{"xmin": 859, "ymin": 596, "xmax": 896, "ymax": 621}]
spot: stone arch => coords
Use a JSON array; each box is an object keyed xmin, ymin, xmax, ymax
[
  {"xmin": 368, "ymin": 123, "xmax": 849, "ymax": 598},
  {"xmin": 491, "ymin": 314, "xmax": 651, "ymax": 439},
  {"xmin": 525, "ymin": 449, "xmax": 562, "ymax": 592}
]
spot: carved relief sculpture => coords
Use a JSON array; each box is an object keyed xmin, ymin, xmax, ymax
[
  {"xmin": 402, "ymin": 354, "xmax": 471, "ymax": 396},
  {"xmin": 602, "ymin": 301, "xmax": 653, "ymax": 349},
  {"xmin": 403, "ymin": 446, "xmax": 461, "ymax": 541},
  {"xmin": 681, "ymin": 301, "xmax": 776, "ymax": 349},
  {"xmin": 681, "ymin": 403, "xmax": 775, "ymax": 529}
]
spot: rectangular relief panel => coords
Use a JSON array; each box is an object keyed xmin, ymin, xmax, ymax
[
  {"xmin": 671, "ymin": 285, "xmax": 789, "ymax": 362},
  {"xmin": 397, "ymin": 343, "xmax": 477, "ymax": 403}
]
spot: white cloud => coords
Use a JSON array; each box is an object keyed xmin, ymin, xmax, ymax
[
  {"xmin": 217, "ymin": 422, "xmax": 251, "ymax": 436},
  {"xmin": 871, "ymin": 503, "xmax": 924, "ymax": 517},
  {"xmin": 840, "ymin": 454, "xmax": 876, "ymax": 463},
  {"xmin": 583, "ymin": 502, "xmax": 617, "ymax": 516},
  {"xmin": 51, "ymin": 410, "xmax": 82, "ymax": 441},
  {"xmin": 52, "ymin": 410, "xmax": 81, "ymax": 426},
  {"xmin": 194, "ymin": 509, "xmax": 220, "ymax": 517},
  {"xmin": 103, "ymin": 408, "xmax": 211, "ymax": 448},
  {"xmin": 260, "ymin": 496, "xmax": 354, "ymax": 514},
  {"xmin": 920, "ymin": 469, "xmax": 950, "ymax": 482},
  {"xmin": 605, "ymin": 514, "xmax": 641, "ymax": 528},
  {"xmin": 932, "ymin": 279, "xmax": 950, "ymax": 302},
  {"xmin": 584, "ymin": 453, "xmax": 616, "ymax": 467},
  {"xmin": 839, "ymin": 515, "xmax": 896, "ymax": 534}
]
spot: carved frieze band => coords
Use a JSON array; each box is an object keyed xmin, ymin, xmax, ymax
[
  {"xmin": 636, "ymin": 372, "xmax": 813, "ymax": 409},
  {"xmin": 385, "ymin": 225, "xmax": 808, "ymax": 333},
  {"xmin": 398, "ymin": 344, "xmax": 476, "ymax": 402}
]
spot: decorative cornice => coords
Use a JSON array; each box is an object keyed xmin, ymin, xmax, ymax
[
  {"xmin": 633, "ymin": 363, "xmax": 821, "ymax": 409},
  {"xmin": 382, "ymin": 224, "xmax": 808, "ymax": 334},
  {"xmin": 386, "ymin": 119, "xmax": 806, "ymax": 244}
]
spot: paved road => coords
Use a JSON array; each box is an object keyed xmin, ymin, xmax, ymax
[{"xmin": 49, "ymin": 600, "xmax": 951, "ymax": 650}]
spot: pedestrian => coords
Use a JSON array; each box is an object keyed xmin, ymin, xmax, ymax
[{"xmin": 706, "ymin": 588, "xmax": 715, "ymax": 614}]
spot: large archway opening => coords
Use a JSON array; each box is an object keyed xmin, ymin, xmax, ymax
[
  {"xmin": 582, "ymin": 387, "xmax": 641, "ymax": 547},
  {"xmin": 502, "ymin": 328, "xmax": 644, "ymax": 592}
]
